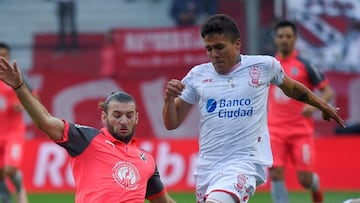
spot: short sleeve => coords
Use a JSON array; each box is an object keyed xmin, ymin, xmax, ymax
[
  {"xmin": 180, "ymin": 69, "xmax": 199, "ymax": 104},
  {"xmin": 270, "ymin": 57, "xmax": 285, "ymax": 85},
  {"xmin": 55, "ymin": 121, "xmax": 98, "ymax": 157},
  {"xmin": 305, "ymin": 62, "xmax": 327, "ymax": 88},
  {"xmin": 145, "ymin": 166, "xmax": 166, "ymax": 200}
]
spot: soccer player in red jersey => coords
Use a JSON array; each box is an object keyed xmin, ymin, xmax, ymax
[
  {"xmin": 268, "ymin": 20, "xmax": 334, "ymax": 203},
  {"xmin": 0, "ymin": 57, "xmax": 176, "ymax": 203},
  {"xmin": 0, "ymin": 42, "xmax": 29, "ymax": 203}
]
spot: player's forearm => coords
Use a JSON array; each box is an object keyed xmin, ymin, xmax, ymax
[
  {"xmin": 14, "ymin": 84, "xmax": 64, "ymax": 140},
  {"xmin": 163, "ymin": 98, "xmax": 181, "ymax": 130},
  {"xmin": 286, "ymin": 80, "xmax": 329, "ymax": 111}
]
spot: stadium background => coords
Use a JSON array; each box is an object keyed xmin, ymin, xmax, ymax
[{"xmin": 0, "ymin": 0, "xmax": 359, "ymax": 202}]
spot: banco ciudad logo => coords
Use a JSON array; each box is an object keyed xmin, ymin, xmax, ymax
[
  {"xmin": 206, "ymin": 98, "xmax": 253, "ymax": 117},
  {"xmin": 206, "ymin": 98, "xmax": 217, "ymax": 113}
]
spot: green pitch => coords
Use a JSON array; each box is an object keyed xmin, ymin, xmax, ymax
[{"xmin": 23, "ymin": 191, "xmax": 359, "ymax": 203}]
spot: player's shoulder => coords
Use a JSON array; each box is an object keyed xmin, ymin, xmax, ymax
[
  {"xmin": 242, "ymin": 54, "xmax": 277, "ymax": 69},
  {"xmin": 190, "ymin": 62, "xmax": 213, "ymax": 73},
  {"xmin": 184, "ymin": 62, "xmax": 214, "ymax": 80},
  {"xmin": 242, "ymin": 54, "xmax": 275, "ymax": 63},
  {"xmin": 296, "ymin": 54, "xmax": 312, "ymax": 66},
  {"xmin": 72, "ymin": 123, "xmax": 99, "ymax": 133}
]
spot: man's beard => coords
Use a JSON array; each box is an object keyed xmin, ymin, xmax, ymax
[{"xmin": 107, "ymin": 124, "xmax": 135, "ymax": 144}]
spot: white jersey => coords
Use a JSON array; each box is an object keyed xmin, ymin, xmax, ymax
[{"xmin": 180, "ymin": 54, "xmax": 284, "ymax": 169}]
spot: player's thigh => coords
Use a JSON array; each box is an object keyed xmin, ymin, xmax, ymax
[
  {"xmin": 0, "ymin": 141, "xmax": 6, "ymax": 169},
  {"xmin": 195, "ymin": 166, "xmax": 257, "ymax": 203},
  {"xmin": 206, "ymin": 191, "xmax": 237, "ymax": 203},
  {"xmin": 195, "ymin": 166, "xmax": 213, "ymax": 203},
  {"xmin": 205, "ymin": 172, "xmax": 256, "ymax": 203},
  {"xmin": 290, "ymin": 135, "xmax": 315, "ymax": 171},
  {"xmin": 4, "ymin": 139, "xmax": 24, "ymax": 168},
  {"xmin": 270, "ymin": 132, "xmax": 287, "ymax": 167}
]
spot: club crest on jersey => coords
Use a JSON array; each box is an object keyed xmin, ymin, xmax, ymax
[
  {"xmin": 291, "ymin": 66, "xmax": 299, "ymax": 76},
  {"xmin": 112, "ymin": 161, "xmax": 140, "ymax": 190},
  {"xmin": 248, "ymin": 65, "xmax": 261, "ymax": 88},
  {"xmin": 234, "ymin": 174, "xmax": 247, "ymax": 192},
  {"xmin": 139, "ymin": 152, "xmax": 147, "ymax": 162}
]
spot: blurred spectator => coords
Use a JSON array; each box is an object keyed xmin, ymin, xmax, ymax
[
  {"xmin": 198, "ymin": 0, "xmax": 218, "ymax": 22},
  {"xmin": 170, "ymin": 0, "xmax": 202, "ymax": 26},
  {"xmin": 54, "ymin": 0, "xmax": 79, "ymax": 53},
  {"xmin": 341, "ymin": 19, "xmax": 360, "ymax": 72},
  {"xmin": 100, "ymin": 30, "xmax": 116, "ymax": 78},
  {"xmin": 126, "ymin": 0, "xmax": 161, "ymax": 2},
  {"xmin": 258, "ymin": 17, "xmax": 278, "ymax": 55},
  {"xmin": 170, "ymin": 0, "xmax": 218, "ymax": 27}
]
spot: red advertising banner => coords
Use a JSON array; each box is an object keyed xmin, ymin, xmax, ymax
[
  {"xmin": 111, "ymin": 26, "xmax": 209, "ymax": 76},
  {"xmin": 20, "ymin": 137, "xmax": 360, "ymax": 193}
]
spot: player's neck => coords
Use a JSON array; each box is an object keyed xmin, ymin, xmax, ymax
[
  {"xmin": 227, "ymin": 55, "xmax": 241, "ymax": 73},
  {"xmin": 232, "ymin": 55, "xmax": 241, "ymax": 66},
  {"xmin": 278, "ymin": 50, "xmax": 294, "ymax": 59}
]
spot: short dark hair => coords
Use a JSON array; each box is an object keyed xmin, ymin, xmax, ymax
[
  {"xmin": 274, "ymin": 20, "xmax": 297, "ymax": 35},
  {"xmin": 0, "ymin": 42, "xmax": 10, "ymax": 51},
  {"xmin": 103, "ymin": 91, "xmax": 136, "ymax": 113},
  {"xmin": 200, "ymin": 14, "xmax": 241, "ymax": 41}
]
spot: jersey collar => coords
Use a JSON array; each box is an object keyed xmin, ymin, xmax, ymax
[
  {"xmin": 227, "ymin": 55, "xmax": 242, "ymax": 74},
  {"xmin": 275, "ymin": 50, "xmax": 298, "ymax": 62}
]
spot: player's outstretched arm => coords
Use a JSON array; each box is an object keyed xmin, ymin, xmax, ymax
[
  {"xmin": 278, "ymin": 74, "xmax": 346, "ymax": 127},
  {"xmin": 0, "ymin": 57, "xmax": 64, "ymax": 140}
]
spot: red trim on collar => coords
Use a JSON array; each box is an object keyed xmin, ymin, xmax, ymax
[
  {"xmin": 227, "ymin": 58, "xmax": 242, "ymax": 74},
  {"xmin": 276, "ymin": 50, "xmax": 298, "ymax": 61}
]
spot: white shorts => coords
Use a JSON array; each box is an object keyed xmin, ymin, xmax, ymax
[{"xmin": 194, "ymin": 162, "xmax": 264, "ymax": 203}]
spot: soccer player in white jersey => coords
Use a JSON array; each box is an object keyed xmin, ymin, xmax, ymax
[{"xmin": 162, "ymin": 14, "xmax": 345, "ymax": 203}]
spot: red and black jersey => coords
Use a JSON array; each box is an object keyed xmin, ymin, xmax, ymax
[{"xmin": 55, "ymin": 120, "xmax": 165, "ymax": 203}]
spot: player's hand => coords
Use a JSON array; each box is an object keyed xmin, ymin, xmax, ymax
[
  {"xmin": 164, "ymin": 79, "xmax": 185, "ymax": 101},
  {"xmin": 302, "ymin": 104, "xmax": 316, "ymax": 117},
  {"xmin": 321, "ymin": 104, "xmax": 346, "ymax": 128},
  {"xmin": 0, "ymin": 57, "xmax": 23, "ymax": 89}
]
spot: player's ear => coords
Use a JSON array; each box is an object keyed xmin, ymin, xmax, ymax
[
  {"xmin": 235, "ymin": 38, "xmax": 241, "ymax": 50},
  {"xmin": 101, "ymin": 111, "xmax": 107, "ymax": 124},
  {"xmin": 135, "ymin": 112, "xmax": 139, "ymax": 125}
]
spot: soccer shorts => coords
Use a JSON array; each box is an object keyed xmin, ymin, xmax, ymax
[
  {"xmin": 270, "ymin": 132, "xmax": 315, "ymax": 171},
  {"xmin": 0, "ymin": 139, "xmax": 24, "ymax": 168},
  {"xmin": 195, "ymin": 162, "xmax": 264, "ymax": 203}
]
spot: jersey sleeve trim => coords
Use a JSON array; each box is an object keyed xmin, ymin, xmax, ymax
[
  {"xmin": 53, "ymin": 119, "xmax": 69, "ymax": 144},
  {"xmin": 146, "ymin": 188, "xmax": 167, "ymax": 201},
  {"xmin": 145, "ymin": 165, "xmax": 166, "ymax": 199},
  {"xmin": 315, "ymin": 78, "xmax": 329, "ymax": 89}
]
